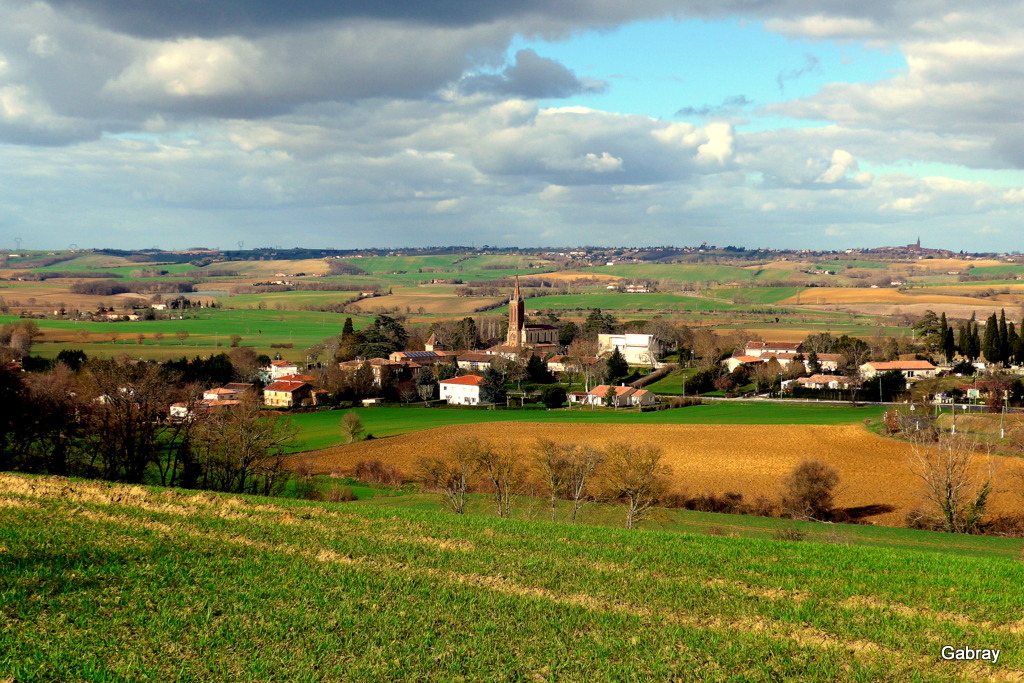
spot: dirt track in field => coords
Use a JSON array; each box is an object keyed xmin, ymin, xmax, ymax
[{"xmin": 289, "ymin": 422, "xmax": 1024, "ymax": 526}]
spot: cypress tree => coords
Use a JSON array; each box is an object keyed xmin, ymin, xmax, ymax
[
  {"xmin": 1007, "ymin": 322, "xmax": 1019, "ymax": 366},
  {"xmin": 943, "ymin": 326, "xmax": 956, "ymax": 363},
  {"xmin": 999, "ymin": 309, "xmax": 1009, "ymax": 363},
  {"xmin": 982, "ymin": 314, "xmax": 999, "ymax": 363},
  {"xmin": 956, "ymin": 323, "xmax": 968, "ymax": 358},
  {"xmin": 968, "ymin": 321, "xmax": 981, "ymax": 361}
]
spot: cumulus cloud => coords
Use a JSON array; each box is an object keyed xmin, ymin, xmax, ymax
[{"xmin": 460, "ymin": 49, "xmax": 606, "ymax": 99}]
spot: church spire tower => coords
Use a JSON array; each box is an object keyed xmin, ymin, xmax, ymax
[{"xmin": 506, "ymin": 271, "xmax": 525, "ymax": 347}]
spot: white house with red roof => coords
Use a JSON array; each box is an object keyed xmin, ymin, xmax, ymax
[
  {"xmin": 267, "ymin": 360, "xmax": 300, "ymax": 379},
  {"xmin": 859, "ymin": 360, "xmax": 936, "ymax": 381},
  {"xmin": 439, "ymin": 374, "xmax": 484, "ymax": 405},
  {"xmin": 583, "ymin": 384, "xmax": 636, "ymax": 407}
]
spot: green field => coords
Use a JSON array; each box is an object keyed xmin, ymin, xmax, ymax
[
  {"xmin": 2, "ymin": 473, "xmax": 1021, "ymax": 681},
  {"xmin": 4, "ymin": 309, "xmax": 368, "ymax": 357},
  {"xmin": 599, "ymin": 264, "xmax": 766, "ymax": 282},
  {"xmin": 711, "ymin": 286, "xmax": 804, "ymax": 304},
  {"xmin": 288, "ymin": 403, "xmax": 888, "ymax": 451},
  {"xmin": 514, "ymin": 292, "xmax": 740, "ymax": 313}
]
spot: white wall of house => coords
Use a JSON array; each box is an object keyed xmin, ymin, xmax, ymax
[{"xmin": 440, "ymin": 382, "xmax": 482, "ymax": 405}]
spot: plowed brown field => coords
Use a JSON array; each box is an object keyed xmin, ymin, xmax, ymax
[{"xmin": 290, "ymin": 423, "xmax": 1024, "ymax": 526}]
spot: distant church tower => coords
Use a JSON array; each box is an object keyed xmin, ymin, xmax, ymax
[{"xmin": 506, "ymin": 273, "xmax": 525, "ymax": 347}]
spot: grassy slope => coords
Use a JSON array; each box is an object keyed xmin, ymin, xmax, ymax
[
  {"xmin": 289, "ymin": 403, "xmax": 887, "ymax": 450},
  {"xmin": 2, "ymin": 473, "xmax": 1021, "ymax": 682}
]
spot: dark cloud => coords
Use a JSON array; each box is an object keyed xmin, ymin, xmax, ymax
[
  {"xmin": 675, "ymin": 95, "xmax": 751, "ymax": 117},
  {"xmin": 37, "ymin": 0, "xmax": 556, "ymax": 38},
  {"xmin": 460, "ymin": 49, "xmax": 606, "ymax": 99}
]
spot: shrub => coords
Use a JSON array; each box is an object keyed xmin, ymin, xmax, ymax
[
  {"xmin": 781, "ymin": 459, "xmax": 840, "ymax": 521},
  {"xmin": 323, "ymin": 485, "xmax": 358, "ymax": 502},
  {"xmin": 773, "ymin": 527, "xmax": 807, "ymax": 542},
  {"xmin": 353, "ymin": 459, "xmax": 405, "ymax": 487}
]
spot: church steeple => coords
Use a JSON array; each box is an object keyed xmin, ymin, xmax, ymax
[{"xmin": 506, "ymin": 271, "xmax": 525, "ymax": 347}]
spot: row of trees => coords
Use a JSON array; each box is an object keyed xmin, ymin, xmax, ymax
[
  {"xmin": 0, "ymin": 357, "xmax": 297, "ymax": 494},
  {"xmin": 417, "ymin": 437, "xmax": 670, "ymax": 528}
]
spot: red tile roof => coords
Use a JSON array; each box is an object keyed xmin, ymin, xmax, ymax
[
  {"xmin": 865, "ymin": 361, "xmax": 936, "ymax": 370},
  {"xmin": 588, "ymin": 384, "xmax": 635, "ymax": 397},
  {"xmin": 264, "ymin": 380, "xmax": 310, "ymax": 393},
  {"xmin": 440, "ymin": 375, "xmax": 484, "ymax": 386},
  {"xmin": 270, "ymin": 360, "xmax": 297, "ymax": 367}
]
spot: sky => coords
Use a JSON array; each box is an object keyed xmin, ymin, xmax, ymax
[{"xmin": 2, "ymin": 1, "xmax": 1024, "ymax": 252}]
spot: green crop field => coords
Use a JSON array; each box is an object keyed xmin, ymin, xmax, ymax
[
  {"xmin": 965, "ymin": 265, "xmax": 1024, "ymax": 276},
  {"xmin": 2, "ymin": 473, "xmax": 1021, "ymax": 681},
  {"xmin": 598, "ymin": 264, "xmax": 761, "ymax": 282},
  {"xmin": 287, "ymin": 403, "xmax": 888, "ymax": 451},
  {"xmin": 712, "ymin": 287, "xmax": 804, "ymax": 304},
  {"xmin": 3, "ymin": 309, "xmax": 371, "ymax": 360},
  {"xmin": 513, "ymin": 292, "xmax": 740, "ymax": 313}
]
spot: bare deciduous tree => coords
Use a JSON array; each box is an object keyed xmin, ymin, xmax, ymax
[
  {"xmin": 417, "ymin": 436, "xmax": 480, "ymax": 514},
  {"xmin": 192, "ymin": 395, "xmax": 298, "ymax": 495},
  {"xmin": 907, "ymin": 434, "xmax": 991, "ymax": 534},
  {"xmin": 534, "ymin": 438, "xmax": 571, "ymax": 522},
  {"xmin": 476, "ymin": 438, "xmax": 527, "ymax": 518},
  {"xmin": 565, "ymin": 444, "xmax": 602, "ymax": 524},
  {"xmin": 602, "ymin": 443, "xmax": 671, "ymax": 529}
]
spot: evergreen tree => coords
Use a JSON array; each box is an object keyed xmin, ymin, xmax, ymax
[
  {"xmin": 605, "ymin": 347, "xmax": 629, "ymax": 384},
  {"xmin": 982, "ymin": 314, "xmax": 1000, "ymax": 363},
  {"xmin": 956, "ymin": 323, "xmax": 968, "ymax": 358},
  {"xmin": 526, "ymin": 354, "xmax": 554, "ymax": 384},
  {"xmin": 341, "ymin": 317, "xmax": 354, "ymax": 340},
  {"xmin": 1007, "ymin": 323, "xmax": 1018, "ymax": 366},
  {"xmin": 807, "ymin": 350, "xmax": 821, "ymax": 375},
  {"xmin": 480, "ymin": 367, "xmax": 507, "ymax": 405},
  {"xmin": 968, "ymin": 320, "xmax": 981, "ymax": 361},
  {"xmin": 999, "ymin": 309, "xmax": 1009, "ymax": 363},
  {"xmin": 943, "ymin": 326, "xmax": 956, "ymax": 363}
]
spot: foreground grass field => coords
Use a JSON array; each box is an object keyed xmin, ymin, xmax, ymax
[{"xmin": 2, "ymin": 473, "xmax": 1021, "ymax": 681}]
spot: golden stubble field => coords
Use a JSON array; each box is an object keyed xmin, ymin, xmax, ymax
[{"xmin": 290, "ymin": 422, "xmax": 1024, "ymax": 526}]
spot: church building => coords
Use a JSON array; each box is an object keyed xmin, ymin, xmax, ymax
[{"xmin": 502, "ymin": 274, "xmax": 558, "ymax": 350}]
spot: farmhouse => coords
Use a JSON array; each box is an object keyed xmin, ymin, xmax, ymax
[
  {"xmin": 546, "ymin": 355, "xmax": 600, "ymax": 374},
  {"xmin": 439, "ymin": 374, "xmax": 484, "ymax": 405},
  {"xmin": 456, "ymin": 353, "xmax": 494, "ymax": 372},
  {"xmin": 263, "ymin": 380, "xmax": 313, "ymax": 408},
  {"xmin": 338, "ymin": 358, "xmax": 409, "ymax": 386},
  {"xmin": 582, "ymin": 384, "xmax": 638, "ymax": 407},
  {"xmin": 859, "ymin": 360, "xmax": 937, "ymax": 381},
  {"xmin": 266, "ymin": 360, "xmax": 300, "ymax": 380},
  {"xmin": 722, "ymin": 355, "xmax": 766, "ymax": 373},
  {"xmin": 597, "ymin": 333, "xmax": 667, "ymax": 366},
  {"xmin": 794, "ymin": 374, "xmax": 856, "ymax": 390},
  {"xmin": 744, "ymin": 341, "xmax": 802, "ymax": 357},
  {"xmin": 389, "ymin": 350, "xmax": 455, "ymax": 366}
]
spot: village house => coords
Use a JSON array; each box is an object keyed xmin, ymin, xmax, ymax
[
  {"xmin": 580, "ymin": 384, "xmax": 655, "ymax": 408},
  {"xmin": 338, "ymin": 358, "xmax": 413, "ymax": 386},
  {"xmin": 263, "ymin": 379, "xmax": 314, "ymax": 408},
  {"xmin": 859, "ymin": 360, "xmax": 937, "ymax": 381},
  {"xmin": 722, "ymin": 355, "xmax": 767, "ymax": 373},
  {"xmin": 597, "ymin": 333, "xmax": 667, "ymax": 366},
  {"xmin": 456, "ymin": 353, "xmax": 495, "ymax": 373},
  {"xmin": 545, "ymin": 355, "xmax": 600, "ymax": 374},
  {"xmin": 266, "ymin": 360, "xmax": 300, "ymax": 380},
  {"xmin": 439, "ymin": 375, "xmax": 484, "ymax": 405},
  {"xmin": 793, "ymin": 374, "xmax": 856, "ymax": 390}
]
